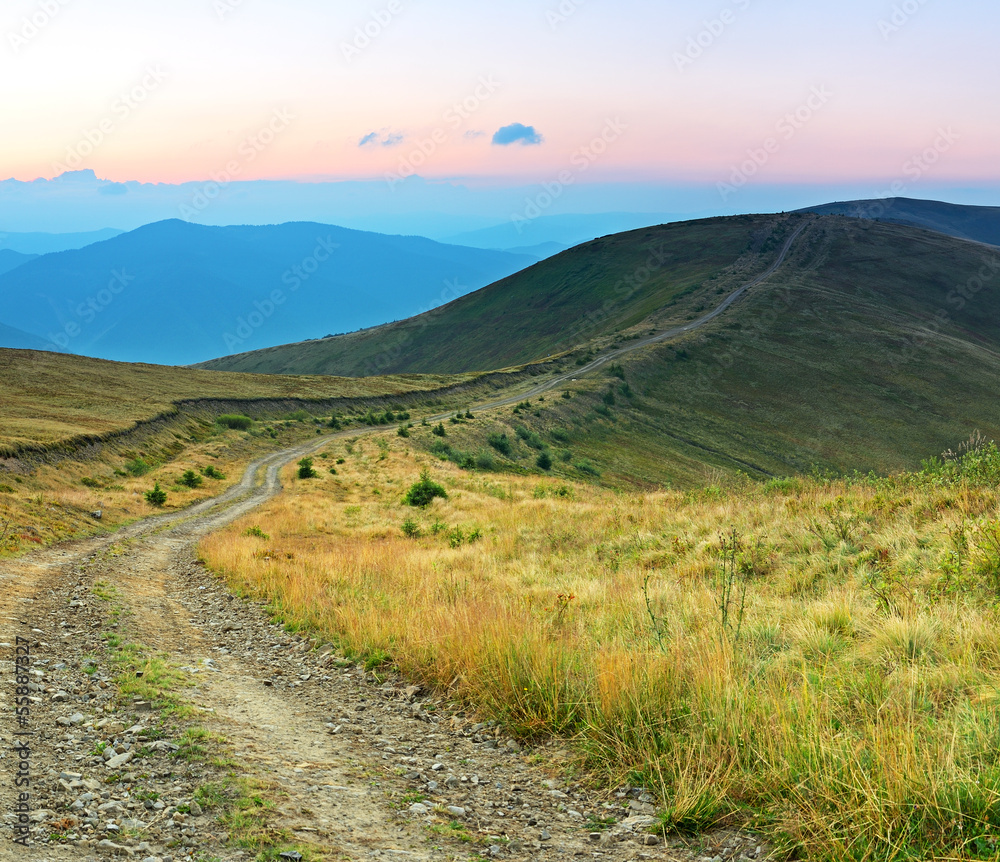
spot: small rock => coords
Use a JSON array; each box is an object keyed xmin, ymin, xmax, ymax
[
  {"xmin": 105, "ymin": 751, "xmax": 134, "ymax": 770},
  {"xmin": 408, "ymin": 803, "xmax": 430, "ymax": 816},
  {"xmin": 539, "ymin": 829, "xmax": 552, "ymax": 841},
  {"xmin": 446, "ymin": 806, "xmax": 466, "ymax": 817}
]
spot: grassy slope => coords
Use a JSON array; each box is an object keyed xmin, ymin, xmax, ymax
[
  {"xmin": 0, "ymin": 349, "xmax": 464, "ymax": 451},
  {"xmin": 198, "ymin": 216, "xmax": 792, "ymax": 376},
  {"xmin": 802, "ymin": 197, "xmax": 1000, "ymax": 246},
  {"xmin": 410, "ymin": 217, "xmax": 1000, "ymax": 486},
  {"xmin": 201, "ymin": 429, "xmax": 1000, "ymax": 861}
]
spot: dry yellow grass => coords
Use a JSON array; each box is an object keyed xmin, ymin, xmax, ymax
[
  {"xmin": 200, "ymin": 435, "xmax": 1000, "ymax": 859},
  {"xmin": 0, "ymin": 348, "xmax": 465, "ymax": 450}
]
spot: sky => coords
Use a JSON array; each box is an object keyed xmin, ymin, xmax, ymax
[{"xmin": 2, "ymin": 0, "xmax": 998, "ymax": 201}]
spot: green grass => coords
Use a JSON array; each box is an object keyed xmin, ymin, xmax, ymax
[
  {"xmin": 0, "ymin": 347, "xmax": 466, "ymax": 452},
  {"xmin": 403, "ymin": 217, "xmax": 1000, "ymax": 486}
]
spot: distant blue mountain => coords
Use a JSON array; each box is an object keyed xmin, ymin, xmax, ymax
[
  {"xmin": 0, "ymin": 220, "xmax": 535, "ymax": 366},
  {"xmin": 444, "ymin": 212, "xmax": 681, "ymax": 251},
  {"xmin": 0, "ymin": 249, "xmax": 38, "ymax": 276},
  {"xmin": 0, "ymin": 227, "xmax": 122, "ymax": 255}
]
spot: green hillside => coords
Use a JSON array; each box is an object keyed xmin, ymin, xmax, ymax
[
  {"xmin": 401, "ymin": 216, "xmax": 1000, "ymax": 485},
  {"xmin": 198, "ymin": 215, "xmax": 798, "ymax": 376}
]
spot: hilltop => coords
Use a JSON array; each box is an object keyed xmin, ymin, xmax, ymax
[{"xmin": 800, "ymin": 197, "xmax": 1000, "ymax": 246}]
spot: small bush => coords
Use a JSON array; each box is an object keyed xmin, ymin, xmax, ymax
[
  {"xmin": 550, "ymin": 428, "xmax": 571, "ymax": 443},
  {"xmin": 245, "ymin": 526, "xmax": 269, "ymax": 539},
  {"xmin": 180, "ymin": 470, "xmax": 203, "ymax": 489},
  {"xmin": 81, "ymin": 477, "xmax": 101, "ymax": 488},
  {"xmin": 602, "ymin": 390, "xmax": 616, "ymax": 406},
  {"xmin": 476, "ymin": 450, "xmax": 496, "ymax": 470},
  {"xmin": 401, "ymin": 518, "xmax": 421, "ymax": 538},
  {"xmin": 125, "ymin": 457, "xmax": 151, "ymax": 477},
  {"xmin": 404, "ymin": 470, "xmax": 448, "ymax": 508},
  {"xmin": 286, "ymin": 409, "xmax": 311, "ymax": 422},
  {"xmin": 297, "ymin": 458, "xmax": 318, "ymax": 479},
  {"xmin": 432, "ymin": 423, "xmax": 447, "ymax": 437},
  {"xmin": 487, "ymin": 433, "xmax": 513, "ymax": 456},
  {"xmin": 465, "ymin": 410, "xmax": 474, "ymax": 419},
  {"xmin": 145, "ymin": 483, "xmax": 167, "ymax": 507},
  {"xmin": 201, "ymin": 466, "xmax": 225, "ymax": 480},
  {"xmin": 329, "ymin": 467, "xmax": 338, "ymax": 475},
  {"xmin": 217, "ymin": 414, "xmax": 253, "ymax": 431},
  {"xmin": 397, "ymin": 425, "xmax": 411, "ymax": 438},
  {"xmin": 537, "ymin": 450, "xmax": 553, "ymax": 471},
  {"xmin": 574, "ymin": 459, "xmax": 601, "ymax": 477},
  {"xmin": 328, "ymin": 415, "xmax": 342, "ymax": 429},
  {"xmin": 561, "ymin": 391, "xmax": 572, "ymax": 399},
  {"xmin": 515, "ymin": 425, "xmax": 530, "ymax": 441}
]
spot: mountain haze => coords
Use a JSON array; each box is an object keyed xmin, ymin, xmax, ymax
[{"xmin": 0, "ymin": 220, "xmax": 534, "ymax": 366}]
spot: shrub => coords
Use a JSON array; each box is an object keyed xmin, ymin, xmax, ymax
[
  {"xmin": 201, "ymin": 466, "xmax": 225, "ymax": 480},
  {"xmin": 559, "ymin": 449, "xmax": 573, "ymax": 462},
  {"xmin": 328, "ymin": 415, "xmax": 342, "ymax": 429},
  {"xmin": 432, "ymin": 423, "xmax": 447, "ymax": 437},
  {"xmin": 603, "ymin": 390, "xmax": 616, "ymax": 406},
  {"xmin": 286, "ymin": 409, "xmax": 311, "ymax": 422},
  {"xmin": 487, "ymin": 433, "xmax": 513, "ymax": 456},
  {"xmin": 329, "ymin": 467, "xmax": 338, "ymax": 475},
  {"xmin": 401, "ymin": 518, "xmax": 421, "ymax": 538},
  {"xmin": 465, "ymin": 410, "xmax": 474, "ymax": 419},
  {"xmin": 536, "ymin": 450, "xmax": 553, "ymax": 471},
  {"xmin": 526, "ymin": 432, "xmax": 544, "ymax": 450},
  {"xmin": 145, "ymin": 483, "xmax": 167, "ymax": 507},
  {"xmin": 125, "ymin": 457, "xmax": 151, "ymax": 477},
  {"xmin": 515, "ymin": 425, "xmax": 530, "ymax": 441},
  {"xmin": 561, "ymin": 391, "xmax": 572, "ymax": 399},
  {"xmin": 297, "ymin": 458, "xmax": 318, "ymax": 479},
  {"xmin": 245, "ymin": 526, "xmax": 269, "ymax": 539},
  {"xmin": 551, "ymin": 428, "xmax": 571, "ymax": 443},
  {"xmin": 397, "ymin": 425, "xmax": 411, "ymax": 438},
  {"xmin": 574, "ymin": 459, "xmax": 601, "ymax": 476},
  {"xmin": 476, "ymin": 450, "xmax": 496, "ymax": 470},
  {"xmin": 180, "ymin": 470, "xmax": 203, "ymax": 489},
  {"xmin": 81, "ymin": 477, "xmax": 101, "ymax": 488},
  {"xmin": 217, "ymin": 414, "xmax": 253, "ymax": 431},
  {"xmin": 404, "ymin": 470, "xmax": 448, "ymax": 508}
]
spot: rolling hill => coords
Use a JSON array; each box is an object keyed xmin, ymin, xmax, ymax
[
  {"xmin": 0, "ymin": 249, "xmax": 38, "ymax": 276},
  {"xmin": 204, "ymin": 213, "xmax": 1000, "ymax": 482},
  {"xmin": 0, "ymin": 220, "xmax": 535, "ymax": 366},
  {"xmin": 800, "ymin": 197, "xmax": 1000, "ymax": 246}
]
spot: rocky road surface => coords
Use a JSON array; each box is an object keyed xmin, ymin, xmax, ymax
[{"xmin": 0, "ymin": 438, "xmax": 774, "ymax": 862}]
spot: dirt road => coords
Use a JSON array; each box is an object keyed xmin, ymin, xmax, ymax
[{"xmin": 0, "ymin": 221, "xmax": 808, "ymax": 860}]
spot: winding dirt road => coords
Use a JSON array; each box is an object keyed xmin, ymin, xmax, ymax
[{"xmin": 0, "ymin": 219, "xmax": 806, "ymax": 860}]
